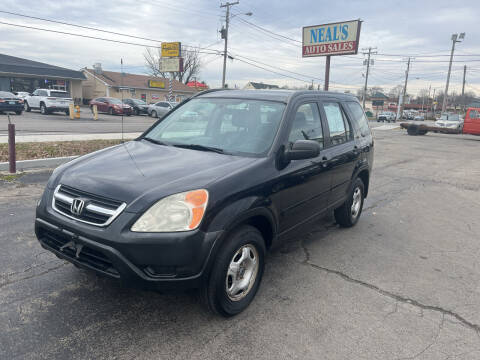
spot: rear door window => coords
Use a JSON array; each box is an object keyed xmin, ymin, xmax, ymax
[{"xmin": 322, "ymin": 102, "xmax": 352, "ymax": 146}]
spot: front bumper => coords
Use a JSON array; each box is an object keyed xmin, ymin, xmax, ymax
[{"xmin": 35, "ymin": 189, "xmax": 222, "ymax": 290}]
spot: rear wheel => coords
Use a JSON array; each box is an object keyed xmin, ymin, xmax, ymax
[
  {"xmin": 135, "ymin": 108, "xmax": 140, "ymax": 116},
  {"xmin": 40, "ymin": 103, "xmax": 48, "ymax": 115},
  {"xmin": 201, "ymin": 225, "xmax": 265, "ymax": 317},
  {"xmin": 334, "ymin": 177, "xmax": 365, "ymax": 228}
]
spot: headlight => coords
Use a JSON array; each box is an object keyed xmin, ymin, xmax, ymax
[{"xmin": 131, "ymin": 189, "xmax": 209, "ymax": 232}]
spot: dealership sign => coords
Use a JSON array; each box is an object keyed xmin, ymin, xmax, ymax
[
  {"xmin": 148, "ymin": 80, "xmax": 165, "ymax": 88},
  {"xmin": 302, "ymin": 20, "xmax": 361, "ymax": 57},
  {"xmin": 159, "ymin": 57, "xmax": 184, "ymax": 73}
]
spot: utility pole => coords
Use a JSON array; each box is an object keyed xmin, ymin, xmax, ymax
[
  {"xmin": 399, "ymin": 57, "xmax": 411, "ymax": 121},
  {"xmin": 442, "ymin": 33, "xmax": 465, "ymax": 113},
  {"xmin": 461, "ymin": 64, "xmax": 467, "ymax": 112},
  {"xmin": 361, "ymin": 47, "xmax": 377, "ymax": 110},
  {"xmin": 220, "ymin": 1, "xmax": 239, "ymax": 88}
]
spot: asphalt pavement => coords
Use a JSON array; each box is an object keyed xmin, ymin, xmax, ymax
[{"xmin": 1, "ymin": 127, "xmax": 480, "ymax": 359}]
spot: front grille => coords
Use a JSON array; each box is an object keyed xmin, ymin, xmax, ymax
[
  {"xmin": 39, "ymin": 227, "xmax": 119, "ymax": 276},
  {"xmin": 52, "ymin": 185, "xmax": 126, "ymax": 227}
]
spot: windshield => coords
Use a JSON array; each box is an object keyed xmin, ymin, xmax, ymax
[
  {"xmin": 144, "ymin": 98, "xmax": 286, "ymax": 156},
  {"xmin": 133, "ymin": 99, "xmax": 146, "ymax": 105}
]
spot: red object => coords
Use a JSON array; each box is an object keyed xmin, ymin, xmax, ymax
[
  {"xmin": 463, "ymin": 107, "xmax": 480, "ymax": 135},
  {"xmin": 89, "ymin": 97, "xmax": 132, "ymax": 115},
  {"xmin": 186, "ymin": 81, "xmax": 208, "ymax": 89}
]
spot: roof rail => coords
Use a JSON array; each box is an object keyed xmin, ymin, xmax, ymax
[{"xmin": 192, "ymin": 88, "xmax": 231, "ymax": 98}]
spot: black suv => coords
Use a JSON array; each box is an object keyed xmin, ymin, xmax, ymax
[{"xmin": 35, "ymin": 90, "xmax": 373, "ymax": 316}]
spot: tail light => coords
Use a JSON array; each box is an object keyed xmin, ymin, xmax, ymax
[{"xmin": 0, "ymin": 99, "xmax": 5, "ymax": 103}]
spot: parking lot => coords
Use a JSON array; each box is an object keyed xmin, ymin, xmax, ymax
[
  {"xmin": 1, "ymin": 127, "xmax": 480, "ymax": 359},
  {"xmin": 0, "ymin": 109, "xmax": 156, "ymax": 138}
]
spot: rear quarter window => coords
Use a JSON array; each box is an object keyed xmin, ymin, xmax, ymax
[{"xmin": 346, "ymin": 101, "xmax": 371, "ymax": 137}]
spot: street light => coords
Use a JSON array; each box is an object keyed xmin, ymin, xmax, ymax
[
  {"xmin": 442, "ymin": 32, "xmax": 465, "ymax": 113},
  {"xmin": 220, "ymin": 2, "xmax": 252, "ymax": 88}
]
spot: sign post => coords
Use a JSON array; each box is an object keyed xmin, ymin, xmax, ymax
[
  {"xmin": 160, "ymin": 42, "xmax": 183, "ymax": 102},
  {"xmin": 302, "ymin": 20, "xmax": 361, "ymax": 91}
]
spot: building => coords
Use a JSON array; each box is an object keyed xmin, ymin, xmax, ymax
[
  {"xmin": 82, "ymin": 65, "xmax": 197, "ymax": 104},
  {"xmin": 244, "ymin": 82, "xmax": 280, "ymax": 90},
  {"xmin": 0, "ymin": 53, "xmax": 85, "ymax": 102}
]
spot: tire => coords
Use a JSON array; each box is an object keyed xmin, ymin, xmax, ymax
[
  {"xmin": 40, "ymin": 103, "xmax": 48, "ymax": 115},
  {"xmin": 135, "ymin": 108, "xmax": 140, "ymax": 116},
  {"xmin": 201, "ymin": 225, "xmax": 266, "ymax": 317},
  {"xmin": 24, "ymin": 101, "xmax": 31, "ymax": 112},
  {"xmin": 334, "ymin": 177, "xmax": 365, "ymax": 228},
  {"xmin": 108, "ymin": 107, "xmax": 114, "ymax": 115},
  {"xmin": 65, "ymin": 110, "xmax": 70, "ymax": 116},
  {"xmin": 151, "ymin": 110, "xmax": 157, "ymax": 118},
  {"xmin": 15, "ymin": 110, "xmax": 23, "ymax": 115}
]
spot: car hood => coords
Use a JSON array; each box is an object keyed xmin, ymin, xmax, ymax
[{"xmin": 54, "ymin": 140, "xmax": 258, "ymax": 211}]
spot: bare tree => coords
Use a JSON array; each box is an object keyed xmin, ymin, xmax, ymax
[
  {"xmin": 144, "ymin": 46, "xmax": 201, "ymax": 84},
  {"xmin": 388, "ymin": 85, "xmax": 403, "ymax": 99}
]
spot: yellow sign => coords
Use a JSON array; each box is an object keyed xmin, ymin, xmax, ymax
[
  {"xmin": 148, "ymin": 80, "xmax": 165, "ymax": 88},
  {"xmin": 161, "ymin": 42, "xmax": 181, "ymax": 57}
]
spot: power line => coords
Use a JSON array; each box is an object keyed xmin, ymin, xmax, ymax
[
  {"xmin": 0, "ymin": 21, "xmax": 222, "ymax": 55},
  {"xmin": 0, "ymin": 10, "xmax": 220, "ymax": 53},
  {"xmin": 234, "ymin": 16, "xmax": 301, "ymax": 44}
]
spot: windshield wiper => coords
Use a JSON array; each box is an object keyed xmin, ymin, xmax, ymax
[
  {"xmin": 143, "ymin": 137, "xmax": 169, "ymax": 146},
  {"xmin": 173, "ymin": 144, "xmax": 227, "ymax": 154}
]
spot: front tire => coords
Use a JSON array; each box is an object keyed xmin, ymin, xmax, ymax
[
  {"xmin": 202, "ymin": 225, "xmax": 265, "ymax": 317},
  {"xmin": 334, "ymin": 178, "xmax": 365, "ymax": 228},
  {"xmin": 151, "ymin": 110, "xmax": 157, "ymax": 118},
  {"xmin": 108, "ymin": 107, "xmax": 114, "ymax": 115},
  {"xmin": 24, "ymin": 101, "xmax": 31, "ymax": 112}
]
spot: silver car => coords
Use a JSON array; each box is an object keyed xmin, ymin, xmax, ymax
[{"xmin": 147, "ymin": 101, "xmax": 178, "ymax": 118}]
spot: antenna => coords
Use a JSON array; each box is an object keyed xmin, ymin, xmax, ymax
[{"xmin": 121, "ymin": 58, "xmax": 124, "ymax": 143}]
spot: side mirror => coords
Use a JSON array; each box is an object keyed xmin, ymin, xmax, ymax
[{"xmin": 284, "ymin": 140, "xmax": 320, "ymax": 161}]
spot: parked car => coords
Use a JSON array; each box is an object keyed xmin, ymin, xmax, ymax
[
  {"xmin": 35, "ymin": 89, "xmax": 373, "ymax": 316},
  {"xmin": 89, "ymin": 97, "xmax": 132, "ymax": 116},
  {"xmin": 0, "ymin": 91, "xmax": 23, "ymax": 115},
  {"xmin": 414, "ymin": 114, "xmax": 425, "ymax": 121},
  {"xmin": 14, "ymin": 91, "xmax": 30, "ymax": 100},
  {"xmin": 147, "ymin": 101, "xmax": 177, "ymax": 118},
  {"xmin": 377, "ymin": 111, "xmax": 396, "ymax": 122},
  {"xmin": 435, "ymin": 113, "xmax": 464, "ymax": 130},
  {"xmin": 122, "ymin": 98, "xmax": 149, "ymax": 116},
  {"xmin": 24, "ymin": 89, "xmax": 73, "ymax": 115}
]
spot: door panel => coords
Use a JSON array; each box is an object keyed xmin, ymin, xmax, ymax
[
  {"xmin": 320, "ymin": 101, "xmax": 360, "ymax": 206},
  {"xmin": 271, "ymin": 102, "xmax": 331, "ymax": 235}
]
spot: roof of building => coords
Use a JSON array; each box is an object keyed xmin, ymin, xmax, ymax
[
  {"xmin": 198, "ymin": 89, "xmax": 357, "ymax": 103},
  {"xmin": 246, "ymin": 82, "xmax": 280, "ymax": 90},
  {"xmin": 84, "ymin": 68, "xmax": 195, "ymax": 92},
  {"xmin": 0, "ymin": 53, "xmax": 86, "ymax": 80}
]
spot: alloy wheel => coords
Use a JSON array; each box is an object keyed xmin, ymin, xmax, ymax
[{"xmin": 225, "ymin": 244, "xmax": 259, "ymax": 301}]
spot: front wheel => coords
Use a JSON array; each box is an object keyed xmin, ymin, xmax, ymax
[
  {"xmin": 201, "ymin": 225, "xmax": 265, "ymax": 317},
  {"xmin": 108, "ymin": 107, "xmax": 114, "ymax": 115},
  {"xmin": 151, "ymin": 110, "xmax": 157, "ymax": 118},
  {"xmin": 24, "ymin": 101, "xmax": 31, "ymax": 112},
  {"xmin": 334, "ymin": 178, "xmax": 365, "ymax": 228}
]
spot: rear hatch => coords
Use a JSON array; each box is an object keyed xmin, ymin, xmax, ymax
[{"xmin": 47, "ymin": 91, "xmax": 73, "ymax": 105}]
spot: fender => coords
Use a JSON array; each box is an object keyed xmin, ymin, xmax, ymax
[{"xmin": 350, "ymin": 164, "xmax": 370, "ymax": 197}]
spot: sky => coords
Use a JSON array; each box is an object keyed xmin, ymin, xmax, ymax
[{"xmin": 1, "ymin": 0, "xmax": 479, "ymax": 97}]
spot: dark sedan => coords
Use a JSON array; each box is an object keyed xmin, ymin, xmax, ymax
[
  {"xmin": 122, "ymin": 98, "xmax": 149, "ymax": 115},
  {"xmin": 0, "ymin": 91, "xmax": 23, "ymax": 115}
]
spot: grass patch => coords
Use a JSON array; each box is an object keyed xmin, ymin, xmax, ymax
[
  {"xmin": 0, "ymin": 139, "xmax": 131, "ymax": 162},
  {"xmin": 0, "ymin": 173, "xmax": 24, "ymax": 182}
]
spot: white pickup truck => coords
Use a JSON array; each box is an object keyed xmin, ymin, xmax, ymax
[{"xmin": 24, "ymin": 89, "xmax": 73, "ymax": 115}]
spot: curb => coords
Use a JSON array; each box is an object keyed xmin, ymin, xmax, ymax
[{"xmin": 0, "ymin": 156, "xmax": 77, "ymax": 171}]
